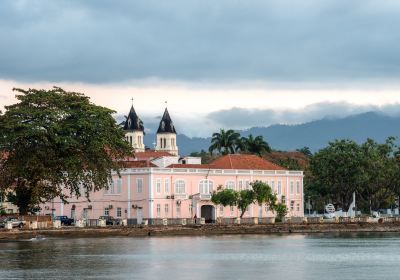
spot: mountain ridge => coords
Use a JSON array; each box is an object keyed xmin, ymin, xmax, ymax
[{"xmin": 144, "ymin": 112, "xmax": 400, "ymax": 155}]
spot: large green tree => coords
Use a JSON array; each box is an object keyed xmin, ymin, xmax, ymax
[
  {"xmin": 308, "ymin": 139, "xmax": 364, "ymax": 212},
  {"xmin": 208, "ymin": 129, "xmax": 240, "ymax": 155},
  {"xmin": 0, "ymin": 87, "xmax": 132, "ymax": 214}
]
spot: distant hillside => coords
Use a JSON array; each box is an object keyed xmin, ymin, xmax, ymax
[{"xmin": 144, "ymin": 112, "xmax": 400, "ymax": 155}]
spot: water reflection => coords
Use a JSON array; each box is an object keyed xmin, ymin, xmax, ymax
[{"xmin": 0, "ymin": 233, "xmax": 399, "ymax": 279}]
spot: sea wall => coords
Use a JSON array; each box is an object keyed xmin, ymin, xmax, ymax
[{"xmin": 2, "ymin": 222, "xmax": 400, "ymax": 240}]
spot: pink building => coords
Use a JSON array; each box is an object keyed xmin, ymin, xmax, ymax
[{"xmin": 41, "ymin": 106, "xmax": 304, "ymax": 223}]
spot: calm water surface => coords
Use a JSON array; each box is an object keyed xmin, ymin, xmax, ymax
[{"xmin": 1, "ymin": 233, "xmax": 400, "ymax": 279}]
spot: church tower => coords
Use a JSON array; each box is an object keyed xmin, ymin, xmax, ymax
[
  {"xmin": 155, "ymin": 108, "xmax": 178, "ymax": 156},
  {"xmin": 123, "ymin": 104, "xmax": 145, "ymax": 153}
]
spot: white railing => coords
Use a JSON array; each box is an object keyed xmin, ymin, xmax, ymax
[
  {"xmin": 199, "ymin": 194, "xmax": 212, "ymax": 200},
  {"xmin": 120, "ymin": 168, "xmax": 303, "ymax": 176},
  {"xmin": 174, "ymin": 194, "xmax": 188, "ymax": 200}
]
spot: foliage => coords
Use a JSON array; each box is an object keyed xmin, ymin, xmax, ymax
[
  {"xmin": 307, "ymin": 137, "xmax": 400, "ymax": 213},
  {"xmin": 0, "ymin": 87, "xmax": 132, "ymax": 214},
  {"xmin": 208, "ymin": 129, "xmax": 240, "ymax": 155},
  {"xmin": 238, "ymin": 134, "xmax": 271, "ymax": 156},
  {"xmin": 211, "ymin": 189, "xmax": 238, "ymax": 206},
  {"xmin": 274, "ymin": 203, "xmax": 288, "ymax": 222},
  {"xmin": 189, "ymin": 149, "xmax": 218, "ymax": 164},
  {"xmin": 296, "ymin": 146, "xmax": 312, "ymax": 157},
  {"xmin": 211, "ymin": 181, "xmax": 278, "ymax": 218},
  {"xmin": 251, "ymin": 180, "xmax": 277, "ymax": 206}
]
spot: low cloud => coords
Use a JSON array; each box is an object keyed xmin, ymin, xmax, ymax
[{"xmin": 207, "ymin": 102, "xmax": 400, "ymax": 130}]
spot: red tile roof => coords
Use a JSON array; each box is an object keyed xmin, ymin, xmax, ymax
[
  {"xmin": 211, "ymin": 154, "xmax": 286, "ymax": 170},
  {"xmin": 121, "ymin": 160, "xmax": 157, "ymax": 168},
  {"xmin": 167, "ymin": 164, "xmax": 215, "ymax": 169},
  {"xmin": 134, "ymin": 151, "xmax": 172, "ymax": 160}
]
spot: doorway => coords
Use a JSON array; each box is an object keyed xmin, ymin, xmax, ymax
[{"xmin": 201, "ymin": 205, "xmax": 215, "ymax": 223}]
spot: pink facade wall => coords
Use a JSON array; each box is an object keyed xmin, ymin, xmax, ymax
[{"xmin": 42, "ymin": 168, "xmax": 304, "ymax": 220}]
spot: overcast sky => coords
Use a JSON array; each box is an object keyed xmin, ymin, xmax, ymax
[{"xmin": 1, "ymin": 0, "xmax": 400, "ymax": 136}]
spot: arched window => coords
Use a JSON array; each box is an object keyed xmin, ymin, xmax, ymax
[
  {"xmin": 225, "ymin": 181, "xmax": 235, "ymax": 190},
  {"xmin": 175, "ymin": 180, "xmax": 186, "ymax": 194},
  {"xmin": 130, "ymin": 136, "xmax": 132, "ymax": 145},
  {"xmin": 163, "ymin": 138, "xmax": 167, "ymax": 148},
  {"xmin": 160, "ymin": 138, "xmax": 163, "ymax": 148},
  {"xmin": 199, "ymin": 179, "xmax": 214, "ymax": 194}
]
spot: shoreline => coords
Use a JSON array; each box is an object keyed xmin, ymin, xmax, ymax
[{"xmin": 1, "ymin": 223, "xmax": 400, "ymax": 240}]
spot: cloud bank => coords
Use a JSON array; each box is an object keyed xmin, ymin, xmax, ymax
[{"xmin": 1, "ymin": 0, "xmax": 400, "ymax": 83}]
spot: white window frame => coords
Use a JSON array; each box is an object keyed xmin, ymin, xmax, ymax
[
  {"xmin": 199, "ymin": 179, "xmax": 214, "ymax": 194},
  {"xmin": 156, "ymin": 204, "xmax": 161, "ymax": 218},
  {"xmin": 156, "ymin": 178, "xmax": 161, "ymax": 194},
  {"xmin": 296, "ymin": 181, "xmax": 300, "ymax": 194},
  {"xmin": 290, "ymin": 181, "xmax": 294, "ymax": 194},
  {"xmin": 225, "ymin": 180, "xmax": 235, "ymax": 190},
  {"xmin": 136, "ymin": 178, "xmax": 143, "ymax": 193},
  {"xmin": 117, "ymin": 207, "xmax": 122, "ymax": 218},
  {"xmin": 164, "ymin": 178, "xmax": 170, "ymax": 193},
  {"xmin": 175, "ymin": 180, "xmax": 186, "ymax": 194},
  {"xmin": 165, "ymin": 203, "xmax": 169, "ymax": 214}
]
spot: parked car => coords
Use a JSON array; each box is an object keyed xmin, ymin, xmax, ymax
[
  {"xmin": 0, "ymin": 217, "xmax": 26, "ymax": 228},
  {"xmin": 99, "ymin": 216, "xmax": 120, "ymax": 226},
  {"xmin": 55, "ymin": 216, "xmax": 74, "ymax": 226}
]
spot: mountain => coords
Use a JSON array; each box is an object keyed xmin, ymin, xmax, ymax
[{"xmin": 144, "ymin": 112, "xmax": 400, "ymax": 155}]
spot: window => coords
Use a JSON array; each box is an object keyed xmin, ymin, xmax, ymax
[
  {"xmin": 106, "ymin": 179, "xmax": 122, "ymax": 195},
  {"xmin": 225, "ymin": 181, "xmax": 235, "ymax": 190},
  {"xmin": 296, "ymin": 203, "xmax": 300, "ymax": 212},
  {"xmin": 290, "ymin": 182, "xmax": 294, "ymax": 194},
  {"xmin": 117, "ymin": 207, "xmax": 122, "ymax": 218},
  {"xmin": 230, "ymin": 206, "xmax": 234, "ymax": 217},
  {"xmin": 296, "ymin": 181, "xmax": 300, "ymax": 194},
  {"xmin": 104, "ymin": 208, "xmax": 109, "ymax": 216},
  {"xmin": 238, "ymin": 180, "xmax": 243, "ymax": 191},
  {"xmin": 281, "ymin": 195, "xmax": 286, "ymax": 204},
  {"xmin": 290, "ymin": 200, "xmax": 295, "ymax": 211},
  {"xmin": 277, "ymin": 181, "xmax": 282, "ymax": 195},
  {"xmin": 271, "ymin": 181, "xmax": 275, "ymax": 193},
  {"xmin": 245, "ymin": 180, "xmax": 250, "ymax": 190},
  {"xmin": 164, "ymin": 179, "xmax": 170, "ymax": 193},
  {"xmin": 176, "ymin": 205, "xmax": 181, "ymax": 218},
  {"xmin": 199, "ymin": 179, "xmax": 214, "ymax": 194},
  {"xmin": 220, "ymin": 205, "xmax": 224, "ymax": 213},
  {"xmin": 130, "ymin": 136, "xmax": 132, "ymax": 145},
  {"xmin": 165, "ymin": 204, "xmax": 169, "ymax": 214},
  {"xmin": 175, "ymin": 180, "xmax": 186, "ymax": 194},
  {"xmin": 189, "ymin": 204, "xmax": 193, "ymax": 216},
  {"xmin": 137, "ymin": 178, "xmax": 143, "ymax": 193},
  {"xmin": 156, "ymin": 179, "xmax": 161, "ymax": 193},
  {"xmin": 156, "ymin": 204, "xmax": 161, "ymax": 218}
]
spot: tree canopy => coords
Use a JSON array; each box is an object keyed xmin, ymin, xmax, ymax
[
  {"xmin": 0, "ymin": 87, "xmax": 132, "ymax": 214},
  {"xmin": 306, "ymin": 137, "xmax": 400, "ymax": 213},
  {"xmin": 211, "ymin": 180, "xmax": 280, "ymax": 218}
]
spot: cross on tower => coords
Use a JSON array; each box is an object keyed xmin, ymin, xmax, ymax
[{"xmin": 131, "ymin": 97, "xmax": 134, "ymax": 105}]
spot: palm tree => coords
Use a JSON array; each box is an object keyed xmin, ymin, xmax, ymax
[
  {"xmin": 239, "ymin": 134, "xmax": 271, "ymax": 156},
  {"xmin": 208, "ymin": 129, "xmax": 240, "ymax": 155}
]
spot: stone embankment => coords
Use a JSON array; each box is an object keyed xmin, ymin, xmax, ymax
[{"xmin": 1, "ymin": 222, "xmax": 400, "ymax": 240}]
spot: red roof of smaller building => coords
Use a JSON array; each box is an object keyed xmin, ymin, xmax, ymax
[{"xmin": 211, "ymin": 154, "xmax": 286, "ymax": 170}]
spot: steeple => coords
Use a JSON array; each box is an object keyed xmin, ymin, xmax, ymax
[
  {"xmin": 155, "ymin": 107, "xmax": 178, "ymax": 156},
  {"xmin": 157, "ymin": 108, "xmax": 176, "ymax": 134},
  {"xmin": 124, "ymin": 105, "xmax": 144, "ymax": 132},
  {"xmin": 123, "ymin": 102, "xmax": 145, "ymax": 153}
]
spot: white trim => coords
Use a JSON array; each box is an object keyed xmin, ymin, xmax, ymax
[
  {"xmin": 117, "ymin": 167, "xmax": 303, "ymax": 177},
  {"xmin": 149, "ymin": 171, "xmax": 154, "ymax": 219},
  {"xmin": 127, "ymin": 175, "xmax": 131, "ymax": 219}
]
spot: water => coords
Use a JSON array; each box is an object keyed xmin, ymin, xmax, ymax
[{"xmin": 1, "ymin": 233, "xmax": 400, "ymax": 279}]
